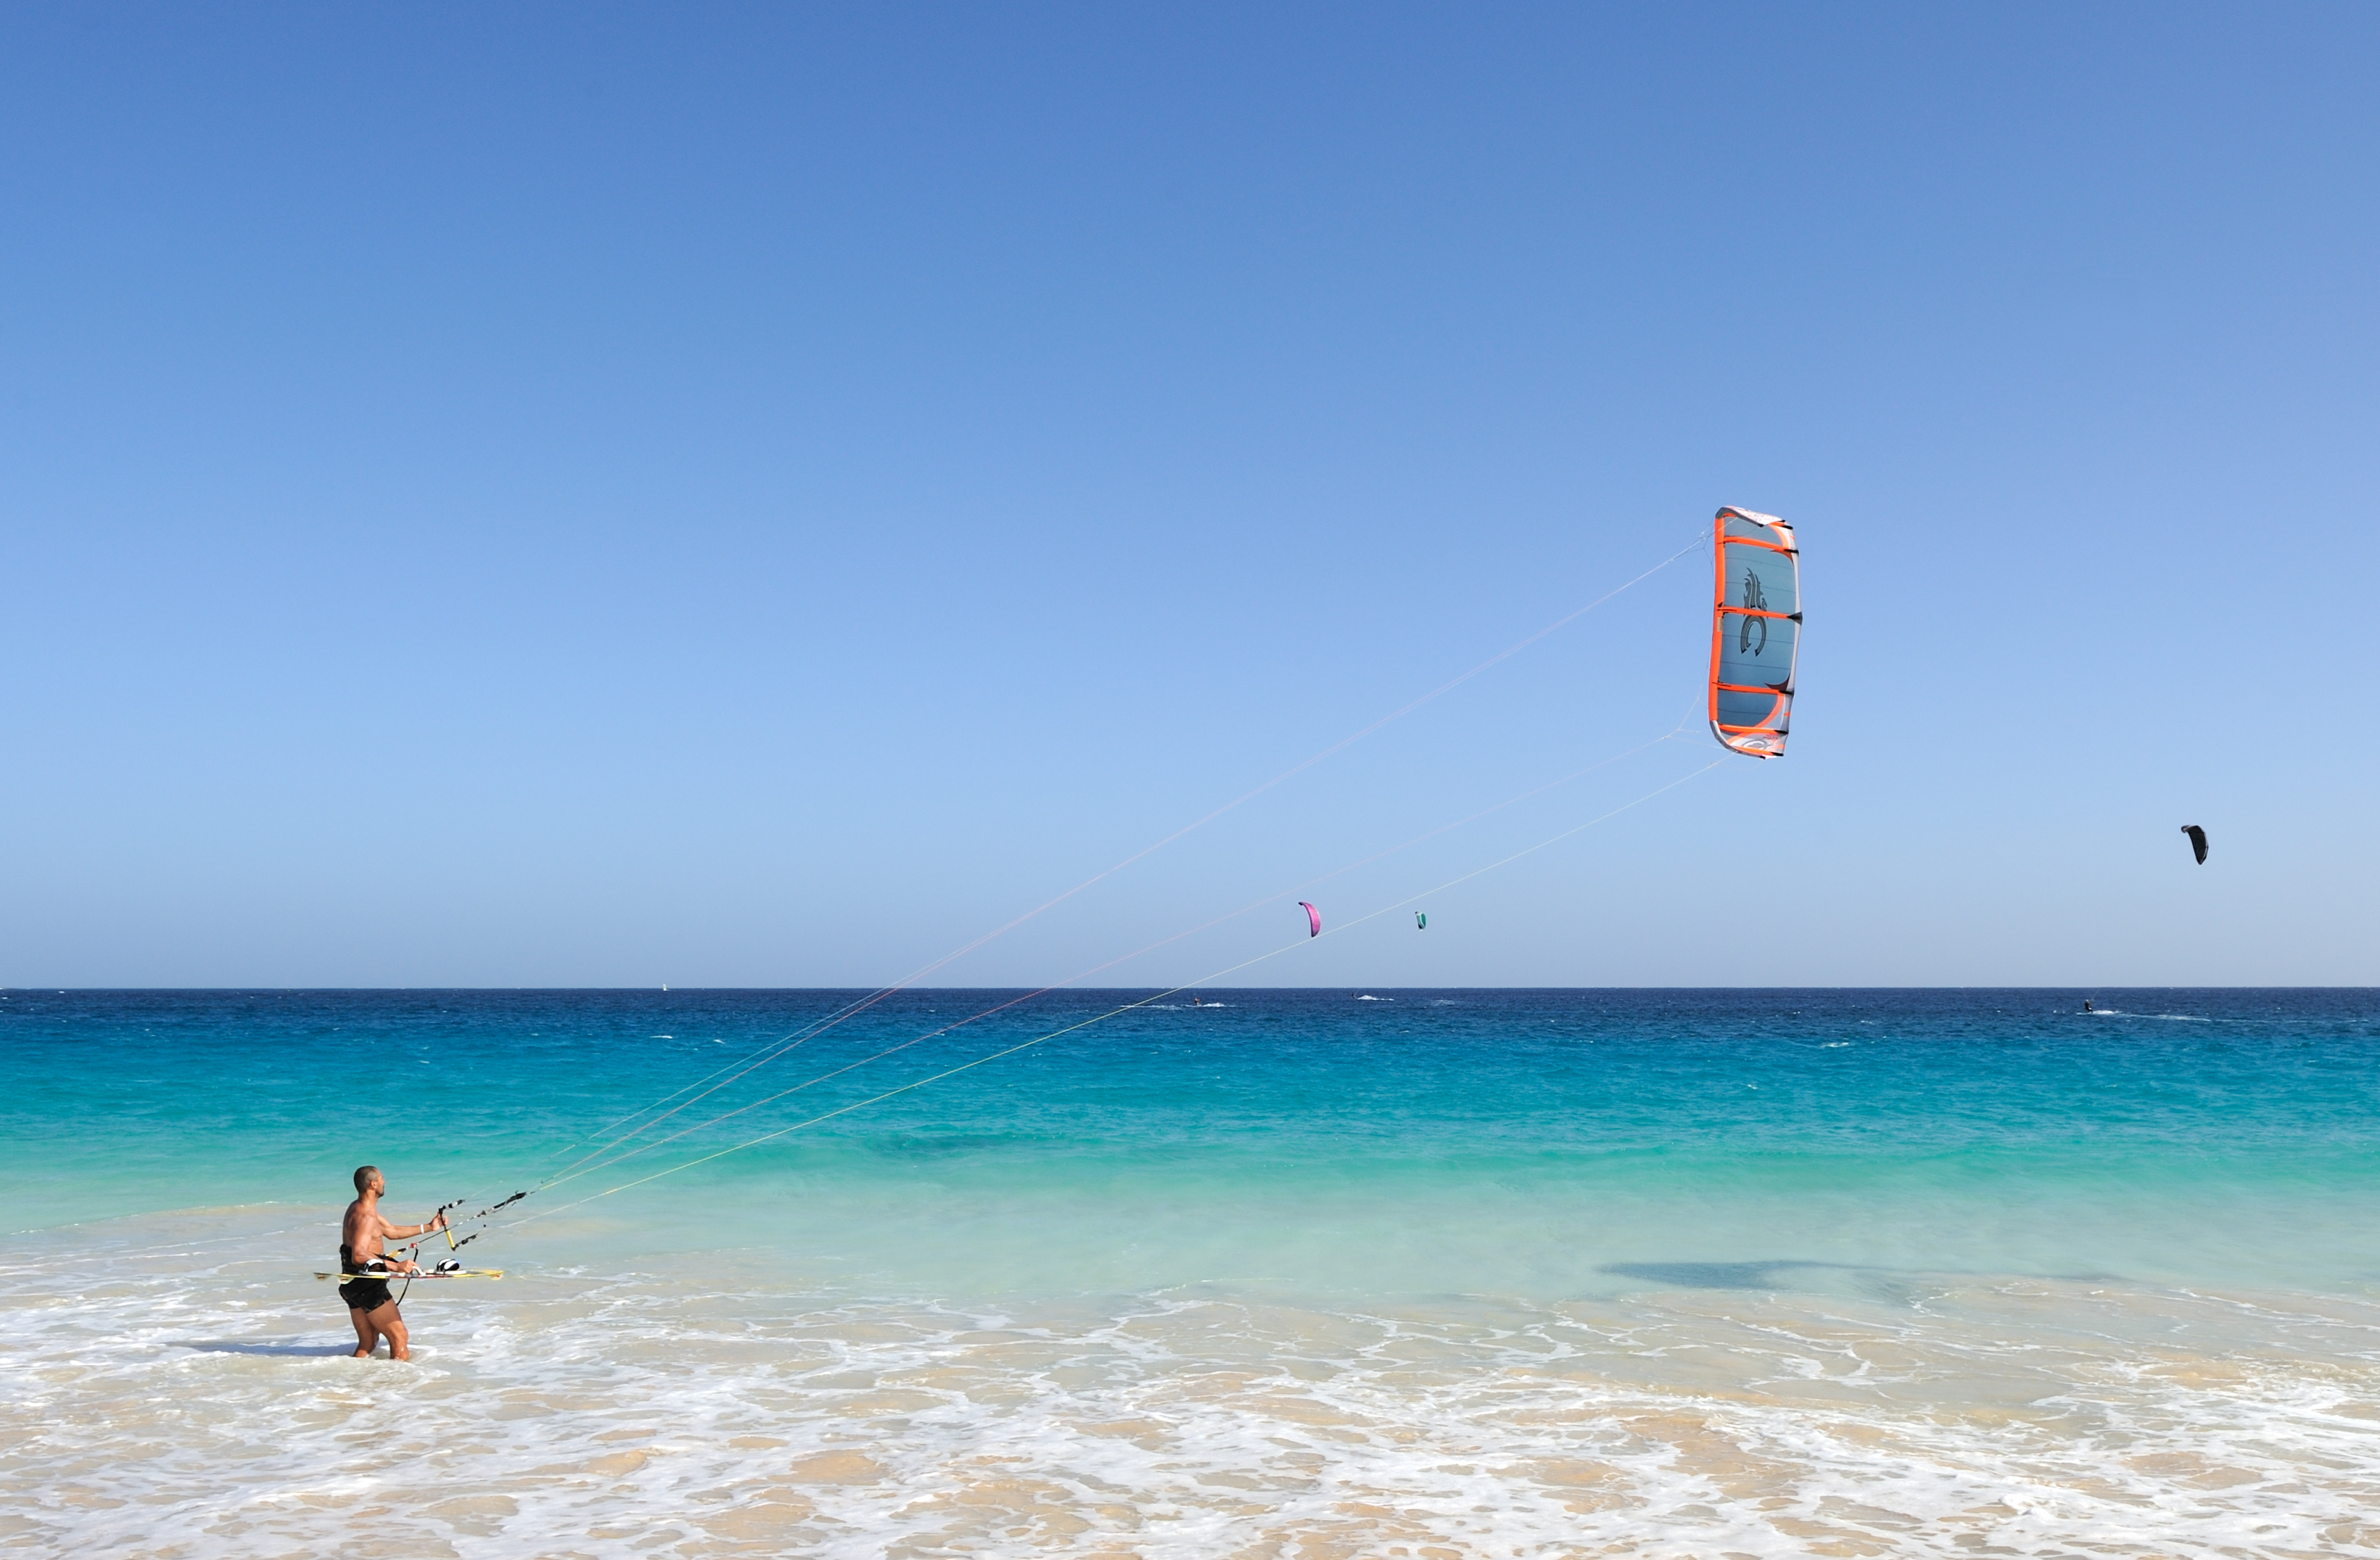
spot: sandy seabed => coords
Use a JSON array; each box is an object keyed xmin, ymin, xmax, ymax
[{"xmin": 6, "ymin": 1210, "xmax": 2380, "ymax": 1559}]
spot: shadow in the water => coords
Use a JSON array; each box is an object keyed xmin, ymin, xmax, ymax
[
  {"xmin": 1604, "ymin": 1259, "xmax": 2138, "ymax": 1293},
  {"xmin": 1601, "ymin": 1260, "xmax": 1833, "ymax": 1290},
  {"xmin": 181, "ymin": 1340, "xmax": 351, "ymax": 1357}
]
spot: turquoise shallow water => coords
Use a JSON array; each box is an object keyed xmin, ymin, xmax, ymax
[
  {"xmin": 7, "ymin": 987, "xmax": 2379, "ymax": 1294},
  {"xmin": 8, "ymin": 988, "xmax": 2380, "ymax": 1557}
]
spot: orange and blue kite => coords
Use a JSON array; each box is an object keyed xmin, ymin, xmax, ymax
[{"xmin": 1707, "ymin": 506, "xmax": 1800, "ymax": 758}]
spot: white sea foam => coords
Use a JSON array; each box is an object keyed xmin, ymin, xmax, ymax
[{"xmin": 6, "ymin": 1211, "xmax": 2380, "ymax": 1557}]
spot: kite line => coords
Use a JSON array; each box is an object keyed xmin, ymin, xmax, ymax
[
  {"xmin": 495, "ymin": 752, "xmax": 1726, "ymax": 1231},
  {"xmin": 540, "ymin": 526, "xmax": 1709, "ymax": 1177},
  {"xmin": 530, "ymin": 718, "xmax": 1700, "ymax": 1197}
]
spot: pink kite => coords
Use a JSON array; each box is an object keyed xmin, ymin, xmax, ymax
[{"xmin": 1298, "ymin": 902, "xmax": 1320, "ymax": 937}]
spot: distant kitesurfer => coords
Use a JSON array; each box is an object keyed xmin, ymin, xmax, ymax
[
  {"xmin": 340, "ymin": 1165, "xmax": 445, "ymax": 1361},
  {"xmin": 2083, "ymin": 1000, "xmax": 2093, "ymax": 1012}
]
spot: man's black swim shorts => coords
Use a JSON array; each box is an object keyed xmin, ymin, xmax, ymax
[{"xmin": 339, "ymin": 1273, "xmax": 392, "ymax": 1312}]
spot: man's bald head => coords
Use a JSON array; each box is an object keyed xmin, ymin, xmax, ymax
[{"xmin": 353, "ymin": 1165, "xmax": 380, "ymax": 1195}]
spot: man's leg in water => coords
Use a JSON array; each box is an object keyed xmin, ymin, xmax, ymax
[
  {"xmin": 364, "ymin": 1299, "xmax": 411, "ymax": 1360},
  {"xmin": 350, "ymin": 1305, "xmax": 382, "ymax": 1357}
]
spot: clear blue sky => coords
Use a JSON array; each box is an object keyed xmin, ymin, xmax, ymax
[{"xmin": 4, "ymin": 4, "xmax": 2373, "ymax": 988}]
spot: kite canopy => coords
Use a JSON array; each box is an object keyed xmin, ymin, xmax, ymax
[
  {"xmin": 1708, "ymin": 506, "xmax": 1800, "ymax": 758},
  {"xmin": 1298, "ymin": 902, "xmax": 1321, "ymax": 937}
]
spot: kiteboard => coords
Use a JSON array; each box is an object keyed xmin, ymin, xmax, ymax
[{"xmin": 314, "ymin": 1270, "xmax": 504, "ymax": 1281}]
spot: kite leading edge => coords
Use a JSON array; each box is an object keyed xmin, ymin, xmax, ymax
[{"xmin": 1708, "ymin": 506, "xmax": 1800, "ymax": 758}]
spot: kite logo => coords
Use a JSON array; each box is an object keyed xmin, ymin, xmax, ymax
[{"xmin": 1738, "ymin": 570, "xmax": 1768, "ymax": 656}]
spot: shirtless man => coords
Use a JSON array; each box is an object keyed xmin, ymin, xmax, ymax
[{"xmin": 339, "ymin": 1165, "xmax": 447, "ymax": 1360}]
